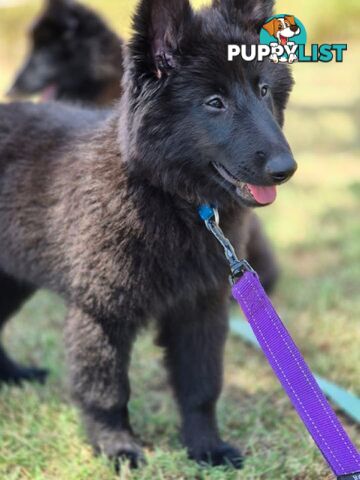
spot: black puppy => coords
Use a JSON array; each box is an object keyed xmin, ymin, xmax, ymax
[
  {"xmin": 7, "ymin": 0, "xmax": 124, "ymax": 106},
  {"xmin": 7, "ymin": 0, "xmax": 280, "ymax": 292},
  {"xmin": 0, "ymin": 0, "xmax": 296, "ymax": 469}
]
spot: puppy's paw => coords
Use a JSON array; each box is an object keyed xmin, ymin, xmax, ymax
[
  {"xmin": 189, "ymin": 442, "xmax": 243, "ymax": 469},
  {"xmin": 97, "ymin": 431, "xmax": 145, "ymax": 470},
  {"xmin": 288, "ymin": 53, "xmax": 298, "ymax": 64}
]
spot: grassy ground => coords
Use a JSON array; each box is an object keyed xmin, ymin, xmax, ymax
[{"xmin": 0, "ymin": 1, "xmax": 359, "ymax": 479}]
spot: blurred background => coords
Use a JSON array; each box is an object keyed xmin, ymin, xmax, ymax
[{"xmin": 0, "ymin": 1, "xmax": 359, "ymax": 479}]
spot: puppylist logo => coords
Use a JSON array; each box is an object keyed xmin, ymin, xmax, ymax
[
  {"xmin": 228, "ymin": 14, "xmax": 347, "ymax": 64},
  {"xmin": 260, "ymin": 15, "xmax": 306, "ymax": 64}
]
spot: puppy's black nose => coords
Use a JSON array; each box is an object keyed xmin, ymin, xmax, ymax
[
  {"xmin": 265, "ymin": 153, "xmax": 297, "ymax": 184},
  {"xmin": 290, "ymin": 25, "xmax": 299, "ymax": 32}
]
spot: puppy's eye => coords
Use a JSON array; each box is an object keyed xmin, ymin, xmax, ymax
[
  {"xmin": 260, "ymin": 85, "xmax": 269, "ymax": 98},
  {"xmin": 205, "ymin": 97, "xmax": 226, "ymax": 110}
]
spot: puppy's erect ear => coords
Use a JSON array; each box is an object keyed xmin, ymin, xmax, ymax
[
  {"xmin": 43, "ymin": 0, "xmax": 78, "ymax": 31},
  {"xmin": 213, "ymin": 0, "xmax": 274, "ymax": 24},
  {"xmin": 45, "ymin": 0, "xmax": 74, "ymax": 16},
  {"xmin": 46, "ymin": 0, "xmax": 73, "ymax": 7},
  {"xmin": 131, "ymin": 0, "xmax": 193, "ymax": 78},
  {"xmin": 262, "ymin": 18, "xmax": 277, "ymax": 36}
]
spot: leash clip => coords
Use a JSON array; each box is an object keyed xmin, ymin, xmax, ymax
[{"xmin": 198, "ymin": 205, "xmax": 255, "ymax": 284}]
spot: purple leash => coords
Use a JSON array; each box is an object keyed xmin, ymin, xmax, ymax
[{"xmin": 199, "ymin": 205, "xmax": 360, "ymax": 479}]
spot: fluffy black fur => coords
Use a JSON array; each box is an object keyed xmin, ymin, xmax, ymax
[
  {"xmin": 7, "ymin": 0, "xmax": 124, "ymax": 106},
  {"xmin": 7, "ymin": 0, "xmax": 280, "ymax": 292},
  {"xmin": 0, "ymin": 0, "xmax": 296, "ymax": 469}
]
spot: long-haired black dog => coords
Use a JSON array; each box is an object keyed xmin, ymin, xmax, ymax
[
  {"xmin": 7, "ymin": 0, "xmax": 124, "ymax": 106},
  {"xmin": 0, "ymin": 0, "xmax": 296, "ymax": 469}
]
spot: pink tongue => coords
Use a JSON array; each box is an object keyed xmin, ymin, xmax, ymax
[
  {"xmin": 40, "ymin": 84, "xmax": 57, "ymax": 102},
  {"xmin": 247, "ymin": 184, "xmax": 277, "ymax": 205}
]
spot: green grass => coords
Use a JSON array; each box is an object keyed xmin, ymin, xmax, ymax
[{"xmin": 0, "ymin": 1, "xmax": 360, "ymax": 479}]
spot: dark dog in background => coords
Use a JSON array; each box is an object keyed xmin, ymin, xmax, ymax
[
  {"xmin": 0, "ymin": 0, "xmax": 296, "ymax": 469},
  {"xmin": 7, "ymin": 0, "xmax": 124, "ymax": 106},
  {"xmin": 6, "ymin": 0, "xmax": 280, "ymax": 293}
]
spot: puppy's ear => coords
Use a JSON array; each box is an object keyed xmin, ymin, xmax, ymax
[
  {"xmin": 45, "ymin": 0, "xmax": 74, "ymax": 15},
  {"xmin": 44, "ymin": 0, "xmax": 78, "ymax": 31},
  {"xmin": 262, "ymin": 19, "xmax": 277, "ymax": 36},
  {"xmin": 284, "ymin": 15, "xmax": 296, "ymax": 25},
  {"xmin": 213, "ymin": 0, "xmax": 274, "ymax": 24},
  {"xmin": 47, "ymin": 0, "xmax": 73, "ymax": 7},
  {"xmin": 131, "ymin": 0, "xmax": 193, "ymax": 79}
]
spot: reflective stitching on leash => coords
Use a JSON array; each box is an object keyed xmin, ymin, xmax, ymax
[
  {"xmin": 236, "ymin": 278, "xmax": 345, "ymax": 472},
  {"xmin": 245, "ymin": 274, "xmax": 360, "ymax": 469}
]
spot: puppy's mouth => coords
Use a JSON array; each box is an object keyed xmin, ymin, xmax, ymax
[
  {"xmin": 212, "ymin": 162, "xmax": 277, "ymax": 206},
  {"xmin": 279, "ymin": 34, "xmax": 288, "ymax": 45},
  {"xmin": 40, "ymin": 83, "xmax": 58, "ymax": 102}
]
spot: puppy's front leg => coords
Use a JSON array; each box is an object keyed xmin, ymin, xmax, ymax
[
  {"xmin": 288, "ymin": 53, "xmax": 298, "ymax": 64},
  {"xmin": 269, "ymin": 42, "xmax": 280, "ymax": 63},
  {"xmin": 64, "ymin": 307, "xmax": 143, "ymax": 469},
  {"xmin": 270, "ymin": 53, "xmax": 279, "ymax": 63},
  {"xmin": 158, "ymin": 292, "xmax": 243, "ymax": 469}
]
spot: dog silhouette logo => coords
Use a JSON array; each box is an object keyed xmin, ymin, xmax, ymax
[{"xmin": 260, "ymin": 14, "xmax": 307, "ymax": 64}]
